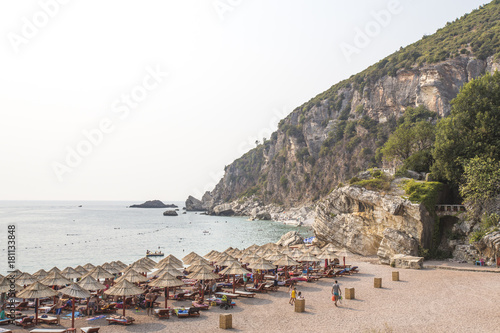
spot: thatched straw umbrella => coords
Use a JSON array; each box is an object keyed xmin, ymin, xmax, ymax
[
  {"xmin": 40, "ymin": 271, "xmax": 71, "ymax": 286},
  {"xmin": 0, "ymin": 276, "xmax": 23, "ymax": 293},
  {"xmin": 290, "ymin": 249, "xmax": 303, "ymax": 258},
  {"xmin": 32, "ymin": 269, "xmax": 48, "ymax": 280},
  {"xmin": 148, "ymin": 271, "xmax": 184, "ymax": 308},
  {"xmin": 124, "ymin": 262, "xmax": 151, "ymax": 275},
  {"xmin": 59, "ymin": 283, "xmax": 91, "ymax": 329},
  {"xmin": 16, "ymin": 272, "xmax": 38, "ymax": 286},
  {"xmin": 156, "ymin": 260, "xmax": 183, "ymax": 271},
  {"xmin": 104, "ymin": 279, "xmax": 144, "ymax": 317},
  {"xmin": 316, "ymin": 250, "xmax": 338, "ymax": 271},
  {"xmin": 273, "ymin": 255, "xmax": 300, "ymax": 279},
  {"xmin": 115, "ymin": 269, "xmax": 148, "ymax": 284},
  {"xmin": 183, "ymin": 252, "xmax": 205, "ymax": 265},
  {"xmin": 111, "ymin": 261, "xmax": 128, "ymax": 270},
  {"xmin": 78, "ymin": 276, "xmax": 105, "ymax": 291},
  {"xmin": 220, "ymin": 262, "xmax": 250, "ymax": 293},
  {"xmin": 155, "ymin": 264, "xmax": 184, "ymax": 278},
  {"xmin": 158, "ymin": 255, "xmax": 183, "ymax": 267},
  {"xmin": 47, "ymin": 267, "xmax": 61, "ymax": 274},
  {"xmin": 138, "ymin": 257, "xmax": 157, "ymax": 268},
  {"xmin": 100, "ymin": 263, "xmax": 120, "ymax": 275},
  {"xmin": 248, "ymin": 258, "xmax": 275, "ymax": 284},
  {"xmin": 74, "ymin": 266, "xmax": 88, "ymax": 275},
  {"xmin": 204, "ymin": 250, "xmax": 220, "ymax": 261},
  {"xmin": 307, "ymin": 246, "xmax": 323, "ymax": 255},
  {"xmin": 297, "ymin": 253, "xmax": 321, "ymax": 276},
  {"xmin": 83, "ymin": 266, "xmax": 114, "ymax": 281},
  {"xmin": 336, "ymin": 248, "xmax": 350, "ymax": 267},
  {"xmin": 82, "ymin": 263, "xmax": 95, "ymax": 271},
  {"xmin": 187, "ymin": 266, "xmax": 219, "ymax": 280},
  {"xmin": 61, "ymin": 267, "xmax": 82, "ymax": 280},
  {"xmin": 17, "ymin": 281, "xmax": 57, "ymax": 325}
]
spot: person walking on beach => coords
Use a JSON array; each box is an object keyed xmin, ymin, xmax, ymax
[
  {"xmin": 332, "ymin": 280, "xmax": 341, "ymax": 307},
  {"xmin": 145, "ymin": 290, "xmax": 154, "ymax": 316},
  {"xmin": 289, "ymin": 287, "xmax": 297, "ymax": 305}
]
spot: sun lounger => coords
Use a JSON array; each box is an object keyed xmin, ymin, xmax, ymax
[
  {"xmin": 30, "ymin": 329, "xmax": 68, "ymax": 333},
  {"xmin": 191, "ymin": 301, "xmax": 209, "ymax": 310},
  {"xmin": 106, "ymin": 316, "xmax": 135, "ymax": 325},
  {"xmin": 154, "ymin": 309, "xmax": 170, "ymax": 319},
  {"xmin": 15, "ymin": 316, "xmax": 34, "ymax": 328},
  {"xmin": 38, "ymin": 316, "xmax": 59, "ymax": 325},
  {"xmin": 234, "ymin": 291, "xmax": 256, "ymax": 298},
  {"xmin": 184, "ymin": 291, "xmax": 199, "ymax": 300},
  {"xmin": 0, "ymin": 327, "xmax": 13, "ymax": 333},
  {"xmin": 246, "ymin": 283, "xmax": 267, "ymax": 293},
  {"xmin": 80, "ymin": 327, "xmax": 100, "ymax": 333},
  {"xmin": 0, "ymin": 319, "xmax": 11, "ymax": 325},
  {"xmin": 39, "ymin": 304, "xmax": 56, "ymax": 314},
  {"xmin": 173, "ymin": 308, "xmax": 189, "ymax": 318},
  {"xmin": 14, "ymin": 302, "xmax": 29, "ymax": 311},
  {"xmin": 215, "ymin": 292, "xmax": 239, "ymax": 299}
]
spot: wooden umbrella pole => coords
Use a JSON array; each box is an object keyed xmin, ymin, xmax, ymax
[
  {"xmin": 71, "ymin": 297, "xmax": 75, "ymax": 329},
  {"xmin": 232, "ymin": 275, "xmax": 235, "ymax": 294},
  {"xmin": 164, "ymin": 287, "xmax": 168, "ymax": 309},
  {"xmin": 123, "ymin": 295, "xmax": 126, "ymax": 317},
  {"xmin": 35, "ymin": 298, "xmax": 38, "ymax": 325}
]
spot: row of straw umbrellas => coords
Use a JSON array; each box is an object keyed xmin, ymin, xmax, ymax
[{"xmin": 0, "ymin": 243, "xmax": 345, "ymax": 329}]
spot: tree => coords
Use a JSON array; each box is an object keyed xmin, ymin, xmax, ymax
[
  {"xmin": 432, "ymin": 71, "xmax": 500, "ymax": 186},
  {"xmin": 381, "ymin": 118, "xmax": 435, "ymax": 171},
  {"xmin": 459, "ymin": 156, "xmax": 500, "ymax": 218}
]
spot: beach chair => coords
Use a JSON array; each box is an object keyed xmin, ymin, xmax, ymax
[
  {"xmin": 105, "ymin": 315, "xmax": 135, "ymax": 325},
  {"xmin": 263, "ymin": 283, "xmax": 278, "ymax": 292},
  {"xmin": 0, "ymin": 327, "xmax": 12, "ymax": 333},
  {"xmin": 333, "ymin": 269, "xmax": 347, "ymax": 277},
  {"xmin": 80, "ymin": 328, "xmax": 100, "ymax": 333},
  {"xmin": 101, "ymin": 303, "xmax": 117, "ymax": 313},
  {"xmin": 234, "ymin": 291, "xmax": 256, "ymax": 298},
  {"xmin": 29, "ymin": 329, "xmax": 68, "ymax": 333},
  {"xmin": 191, "ymin": 301, "xmax": 210, "ymax": 310},
  {"xmin": 173, "ymin": 308, "xmax": 189, "ymax": 318},
  {"xmin": 348, "ymin": 266, "xmax": 359, "ymax": 274},
  {"xmin": 247, "ymin": 283, "xmax": 267, "ymax": 293},
  {"xmin": 184, "ymin": 291, "xmax": 199, "ymax": 300},
  {"xmin": 154, "ymin": 308, "xmax": 170, "ymax": 319},
  {"xmin": 15, "ymin": 316, "xmax": 35, "ymax": 328},
  {"xmin": 0, "ymin": 319, "xmax": 11, "ymax": 325},
  {"xmin": 14, "ymin": 301, "xmax": 29, "ymax": 311},
  {"xmin": 38, "ymin": 316, "xmax": 59, "ymax": 325},
  {"xmin": 187, "ymin": 307, "xmax": 200, "ymax": 317}
]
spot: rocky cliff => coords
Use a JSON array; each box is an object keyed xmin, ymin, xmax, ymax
[
  {"xmin": 313, "ymin": 184, "xmax": 434, "ymax": 258},
  {"xmin": 200, "ymin": 2, "xmax": 500, "ymax": 211}
]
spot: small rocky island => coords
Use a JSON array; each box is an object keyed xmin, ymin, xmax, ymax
[
  {"xmin": 163, "ymin": 210, "xmax": 178, "ymax": 216},
  {"xmin": 130, "ymin": 200, "xmax": 178, "ymax": 208}
]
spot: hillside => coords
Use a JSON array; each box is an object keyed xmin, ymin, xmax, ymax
[{"xmin": 202, "ymin": 1, "xmax": 500, "ymax": 210}]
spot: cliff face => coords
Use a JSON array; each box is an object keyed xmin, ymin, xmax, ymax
[
  {"xmin": 313, "ymin": 185, "xmax": 434, "ymax": 256},
  {"xmin": 206, "ymin": 56, "xmax": 500, "ymax": 209}
]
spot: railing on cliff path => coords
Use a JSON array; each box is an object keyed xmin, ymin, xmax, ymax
[{"xmin": 435, "ymin": 204, "xmax": 466, "ymax": 214}]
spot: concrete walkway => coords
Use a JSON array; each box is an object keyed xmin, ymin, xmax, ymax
[{"xmin": 424, "ymin": 260, "xmax": 500, "ymax": 273}]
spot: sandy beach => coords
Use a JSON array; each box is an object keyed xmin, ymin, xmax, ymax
[{"xmin": 5, "ymin": 256, "xmax": 500, "ymax": 333}]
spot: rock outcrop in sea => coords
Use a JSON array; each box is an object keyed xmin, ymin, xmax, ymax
[
  {"xmin": 163, "ymin": 210, "xmax": 178, "ymax": 216},
  {"xmin": 130, "ymin": 200, "xmax": 177, "ymax": 208}
]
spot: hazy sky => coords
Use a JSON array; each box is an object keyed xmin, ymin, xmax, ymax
[{"xmin": 0, "ymin": 0, "xmax": 489, "ymax": 201}]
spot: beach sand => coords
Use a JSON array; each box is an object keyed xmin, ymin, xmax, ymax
[{"xmin": 6, "ymin": 256, "xmax": 500, "ymax": 332}]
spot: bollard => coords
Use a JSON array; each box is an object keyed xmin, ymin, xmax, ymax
[
  {"xmin": 345, "ymin": 287, "xmax": 355, "ymax": 300},
  {"xmin": 392, "ymin": 271, "xmax": 399, "ymax": 281},
  {"xmin": 374, "ymin": 277, "xmax": 382, "ymax": 288},
  {"xmin": 219, "ymin": 314, "xmax": 232, "ymax": 329},
  {"xmin": 295, "ymin": 298, "xmax": 305, "ymax": 312}
]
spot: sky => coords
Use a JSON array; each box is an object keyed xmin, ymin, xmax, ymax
[{"xmin": 0, "ymin": 0, "xmax": 490, "ymax": 201}]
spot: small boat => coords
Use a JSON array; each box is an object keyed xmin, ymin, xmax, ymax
[{"xmin": 146, "ymin": 251, "xmax": 164, "ymax": 257}]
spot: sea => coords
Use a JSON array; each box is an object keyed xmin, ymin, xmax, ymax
[{"xmin": 0, "ymin": 201, "xmax": 313, "ymax": 274}]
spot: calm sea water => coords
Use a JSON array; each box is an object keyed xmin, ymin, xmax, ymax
[{"xmin": 0, "ymin": 201, "xmax": 312, "ymax": 274}]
